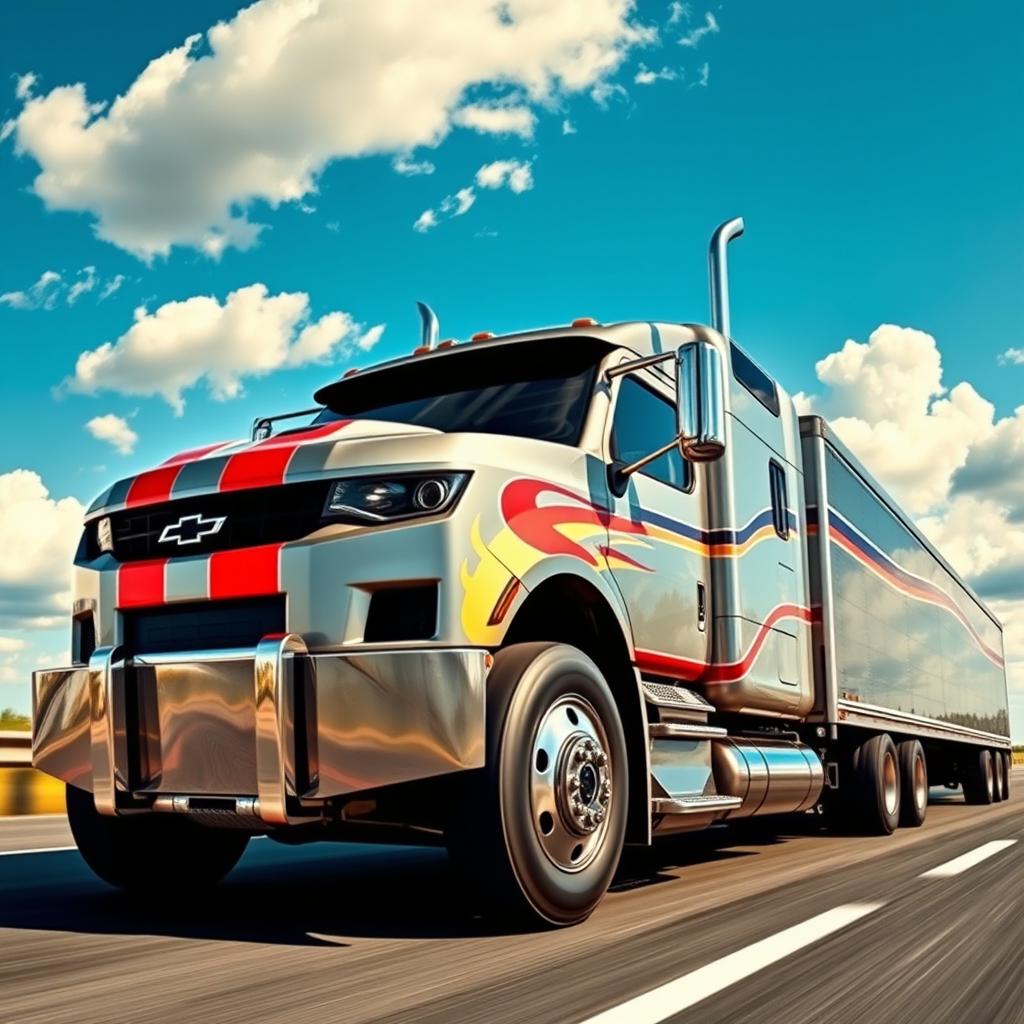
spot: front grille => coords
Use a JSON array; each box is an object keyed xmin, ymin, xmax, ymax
[
  {"xmin": 104, "ymin": 480, "xmax": 331, "ymax": 562},
  {"xmin": 124, "ymin": 597, "xmax": 286, "ymax": 655}
]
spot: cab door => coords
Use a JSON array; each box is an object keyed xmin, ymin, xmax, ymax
[{"xmin": 603, "ymin": 371, "xmax": 710, "ymax": 678}]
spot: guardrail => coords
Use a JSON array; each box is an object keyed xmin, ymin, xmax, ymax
[{"xmin": 0, "ymin": 731, "xmax": 31, "ymax": 769}]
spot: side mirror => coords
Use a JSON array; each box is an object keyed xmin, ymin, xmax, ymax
[{"xmin": 676, "ymin": 341, "xmax": 726, "ymax": 462}]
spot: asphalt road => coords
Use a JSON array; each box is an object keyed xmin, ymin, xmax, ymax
[{"xmin": 1, "ymin": 774, "xmax": 1022, "ymax": 1024}]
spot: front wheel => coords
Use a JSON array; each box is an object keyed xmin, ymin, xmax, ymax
[
  {"xmin": 446, "ymin": 643, "xmax": 629, "ymax": 927},
  {"xmin": 66, "ymin": 784, "xmax": 250, "ymax": 893}
]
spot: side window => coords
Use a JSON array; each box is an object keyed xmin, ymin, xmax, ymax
[
  {"xmin": 731, "ymin": 342, "xmax": 780, "ymax": 416},
  {"xmin": 611, "ymin": 377, "xmax": 692, "ymax": 491},
  {"xmin": 769, "ymin": 460, "xmax": 790, "ymax": 539}
]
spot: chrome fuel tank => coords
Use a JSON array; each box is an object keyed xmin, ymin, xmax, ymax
[{"xmin": 711, "ymin": 736, "xmax": 823, "ymax": 818}]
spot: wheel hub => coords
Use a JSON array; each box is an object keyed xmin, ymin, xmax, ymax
[
  {"xmin": 559, "ymin": 735, "xmax": 612, "ymax": 835},
  {"xmin": 530, "ymin": 696, "xmax": 614, "ymax": 872}
]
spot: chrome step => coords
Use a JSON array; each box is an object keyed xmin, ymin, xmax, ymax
[
  {"xmin": 649, "ymin": 722, "xmax": 727, "ymax": 741},
  {"xmin": 652, "ymin": 794, "xmax": 743, "ymax": 816},
  {"xmin": 641, "ymin": 681, "xmax": 714, "ymax": 712}
]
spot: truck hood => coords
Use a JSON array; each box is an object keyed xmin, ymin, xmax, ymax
[{"xmin": 86, "ymin": 418, "xmax": 442, "ymax": 519}]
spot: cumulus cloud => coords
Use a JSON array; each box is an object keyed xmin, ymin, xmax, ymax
[
  {"xmin": 634, "ymin": 64, "xmax": 679, "ymax": 85},
  {"xmin": 5, "ymin": 0, "xmax": 654, "ymax": 259},
  {"xmin": 677, "ymin": 10, "xmax": 718, "ymax": 47},
  {"xmin": 86, "ymin": 413, "xmax": 138, "ymax": 455},
  {"xmin": 796, "ymin": 325, "xmax": 994, "ymax": 516},
  {"xmin": 0, "ymin": 470, "xmax": 84, "ymax": 632},
  {"xmin": 804, "ymin": 324, "xmax": 1024, "ymax": 736},
  {"xmin": 998, "ymin": 347, "xmax": 1024, "ymax": 365},
  {"xmin": 561, "ymin": 118, "xmax": 577, "ymax": 135},
  {"xmin": 62, "ymin": 283, "xmax": 385, "ymax": 414}
]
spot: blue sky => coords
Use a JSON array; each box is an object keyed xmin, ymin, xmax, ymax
[{"xmin": 1, "ymin": 0, "xmax": 1023, "ymax": 727}]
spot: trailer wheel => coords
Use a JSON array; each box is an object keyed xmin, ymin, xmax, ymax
[
  {"xmin": 991, "ymin": 750, "xmax": 1005, "ymax": 803},
  {"xmin": 1001, "ymin": 752, "xmax": 1011, "ymax": 801},
  {"xmin": 445, "ymin": 642, "xmax": 628, "ymax": 927},
  {"xmin": 852, "ymin": 733, "xmax": 900, "ymax": 834},
  {"xmin": 897, "ymin": 739, "xmax": 928, "ymax": 828},
  {"xmin": 960, "ymin": 748, "xmax": 994, "ymax": 805},
  {"xmin": 66, "ymin": 784, "xmax": 250, "ymax": 893}
]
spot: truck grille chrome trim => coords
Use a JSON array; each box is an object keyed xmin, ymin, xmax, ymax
[
  {"xmin": 254, "ymin": 633, "xmax": 309, "ymax": 826},
  {"xmin": 88, "ymin": 645, "xmax": 126, "ymax": 817}
]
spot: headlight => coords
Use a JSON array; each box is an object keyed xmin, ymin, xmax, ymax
[
  {"xmin": 323, "ymin": 472, "xmax": 469, "ymax": 524},
  {"xmin": 96, "ymin": 516, "xmax": 114, "ymax": 554}
]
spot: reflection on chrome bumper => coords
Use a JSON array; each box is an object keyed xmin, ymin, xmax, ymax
[{"xmin": 32, "ymin": 641, "xmax": 488, "ymax": 822}]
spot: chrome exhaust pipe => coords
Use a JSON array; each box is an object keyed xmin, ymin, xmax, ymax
[
  {"xmin": 708, "ymin": 217, "xmax": 744, "ymax": 339},
  {"xmin": 416, "ymin": 301, "xmax": 439, "ymax": 351}
]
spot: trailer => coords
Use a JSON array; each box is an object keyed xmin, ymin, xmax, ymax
[{"xmin": 32, "ymin": 218, "xmax": 1011, "ymax": 926}]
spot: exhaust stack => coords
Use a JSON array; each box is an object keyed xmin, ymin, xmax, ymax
[
  {"xmin": 416, "ymin": 301, "xmax": 440, "ymax": 351},
  {"xmin": 708, "ymin": 217, "xmax": 745, "ymax": 339}
]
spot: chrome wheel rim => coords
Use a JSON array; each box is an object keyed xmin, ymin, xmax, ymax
[
  {"xmin": 914, "ymin": 755, "xmax": 927, "ymax": 811},
  {"xmin": 530, "ymin": 695, "xmax": 612, "ymax": 873},
  {"xmin": 883, "ymin": 751, "xmax": 899, "ymax": 816}
]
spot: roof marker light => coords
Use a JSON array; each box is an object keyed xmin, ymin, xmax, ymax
[
  {"xmin": 471, "ymin": 331, "xmax": 496, "ymax": 341},
  {"xmin": 344, "ymin": 368, "xmax": 360, "ymax": 378},
  {"xmin": 572, "ymin": 317, "xmax": 600, "ymax": 327},
  {"xmin": 438, "ymin": 339, "xmax": 458, "ymax": 349}
]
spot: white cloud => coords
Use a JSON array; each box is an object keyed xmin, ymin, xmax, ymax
[
  {"xmin": 7, "ymin": 0, "xmax": 654, "ymax": 259},
  {"xmin": 561, "ymin": 118, "xmax": 577, "ymax": 135},
  {"xmin": 453, "ymin": 102, "xmax": 536, "ymax": 138},
  {"xmin": 0, "ymin": 269, "xmax": 62, "ymax": 310},
  {"xmin": 475, "ymin": 158, "xmax": 534, "ymax": 193},
  {"xmin": 66, "ymin": 265, "xmax": 97, "ymax": 305},
  {"xmin": 99, "ymin": 274, "xmax": 125, "ymax": 300},
  {"xmin": 0, "ymin": 637, "xmax": 25, "ymax": 654},
  {"xmin": 393, "ymin": 155, "xmax": 436, "ymax": 176},
  {"xmin": 413, "ymin": 208, "xmax": 439, "ymax": 233},
  {"xmin": 796, "ymin": 325, "xmax": 994, "ymax": 516},
  {"xmin": 667, "ymin": 2, "xmax": 691, "ymax": 26},
  {"xmin": 63, "ymin": 283, "xmax": 384, "ymax": 414},
  {"xmin": 998, "ymin": 347, "xmax": 1024, "ymax": 365},
  {"xmin": 0, "ymin": 470, "xmax": 84, "ymax": 632},
  {"xmin": 692, "ymin": 61, "xmax": 710, "ymax": 87},
  {"xmin": 14, "ymin": 72, "xmax": 36, "ymax": 101},
  {"xmin": 634, "ymin": 64, "xmax": 679, "ymax": 85},
  {"xmin": 678, "ymin": 10, "xmax": 718, "ymax": 47},
  {"xmin": 85, "ymin": 413, "xmax": 138, "ymax": 455}
]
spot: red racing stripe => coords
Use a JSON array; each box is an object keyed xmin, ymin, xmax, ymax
[
  {"xmin": 126, "ymin": 440, "xmax": 236, "ymax": 507},
  {"xmin": 209, "ymin": 543, "xmax": 283, "ymax": 600},
  {"xmin": 635, "ymin": 604, "xmax": 813, "ymax": 684},
  {"xmin": 161, "ymin": 440, "xmax": 233, "ymax": 466},
  {"xmin": 117, "ymin": 559, "xmax": 167, "ymax": 608},
  {"xmin": 218, "ymin": 422, "xmax": 350, "ymax": 493}
]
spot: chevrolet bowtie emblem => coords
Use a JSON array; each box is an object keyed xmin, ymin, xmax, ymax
[{"xmin": 158, "ymin": 513, "xmax": 227, "ymax": 546}]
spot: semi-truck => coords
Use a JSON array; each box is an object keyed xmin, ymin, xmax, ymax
[{"xmin": 32, "ymin": 219, "xmax": 1011, "ymax": 926}]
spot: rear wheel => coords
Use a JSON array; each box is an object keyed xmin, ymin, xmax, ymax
[
  {"xmin": 992, "ymin": 750, "xmax": 1005, "ymax": 803},
  {"xmin": 1001, "ymin": 752, "xmax": 1011, "ymax": 801},
  {"xmin": 897, "ymin": 739, "xmax": 928, "ymax": 828},
  {"xmin": 851, "ymin": 733, "xmax": 900, "ymax": 834},
  {"xmin": 66, "ymin": 784, "xmax": 250, "ymax": 893},
  {"xmin": 445, "ymin": 642, "xmax": 628, "ymax": 927},
  {"xmin": 961, "ymin": 748, "xmax": 994, "ymax": 805}
]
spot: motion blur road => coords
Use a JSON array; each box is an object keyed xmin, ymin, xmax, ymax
[{"xmin": 2, "ymin": 773, "xmax": 1022, "ymax": 1024}]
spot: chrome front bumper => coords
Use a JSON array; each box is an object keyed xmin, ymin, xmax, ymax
[{"xmin": 32, "ymin": 638, "xmax": 488, "ymax": 823}]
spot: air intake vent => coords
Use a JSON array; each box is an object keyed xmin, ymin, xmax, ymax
[{"xmin": 364, "ymin": 585, "xmax": 438, "ymax": 643}]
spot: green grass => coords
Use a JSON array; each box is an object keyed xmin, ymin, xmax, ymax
[{"xmin": 0, "ymin": 708, "xmax": 30, "ymax": 731}]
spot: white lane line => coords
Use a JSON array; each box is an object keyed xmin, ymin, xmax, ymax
[
  {"xmin": 0, "ymin": 845, "xmax": 76, "ymax": 857},
  {"xmin": 577, "ymin": 902, "xmax": 884, "ymax": 1024},
  {"xmin": 919, "ymin": 839, "xmax": 1018, "ymax": 878}
]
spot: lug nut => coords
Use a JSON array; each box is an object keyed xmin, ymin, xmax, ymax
[
  {"xmin": 568, "ymin": 776, "xmax": 579, "ymax": 791},
  {"xmin": 596, "ymin": 751, "xmax": 608, "ymax": 767},
  {"xmin": 573, "ymin": 748, "xmax": 584, "ymax": 764}
]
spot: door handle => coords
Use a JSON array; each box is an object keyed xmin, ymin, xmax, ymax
[{"xmin": 697, "ymin": 581, "xmax": 706, "ymax": 631}]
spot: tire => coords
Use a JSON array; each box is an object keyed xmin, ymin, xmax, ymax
[
  {"xmin": 992, "ymin": 750, "xmax": 1005, "ymax": 803},
  {"xmin": 851, "ymin": 733, "xmax": 900, "ymax": 834},
  {"xmin": 445, "ymin": 642, "xmax": 629, "ymax": 927},
  {"xmin": 961, "ymin": 748, "xmax": 994, "ymax": 805},
  {"xmin": 1001, "ymin": 752, "xmax": 1011, "ymax": 801},
  {"xmin": 897, "ymin": 739, "xmax": 928, "ymax": 828},
  {"xmin": 66, "ymin": 784, "xmax": 250, "ymax": 893}
]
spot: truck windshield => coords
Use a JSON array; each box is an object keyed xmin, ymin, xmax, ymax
[{"xmin": 314, "ymin": 336, "xmax": 607, "ymax": 446}]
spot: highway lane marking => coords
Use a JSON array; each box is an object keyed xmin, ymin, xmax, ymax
[
  {"xmin": 575, "ymin": 902, "xmax": 884, "ymax": 1024},
  {"xmin": 919, "ymin": 839, "xmax": 1018, "ymax": 878}
]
